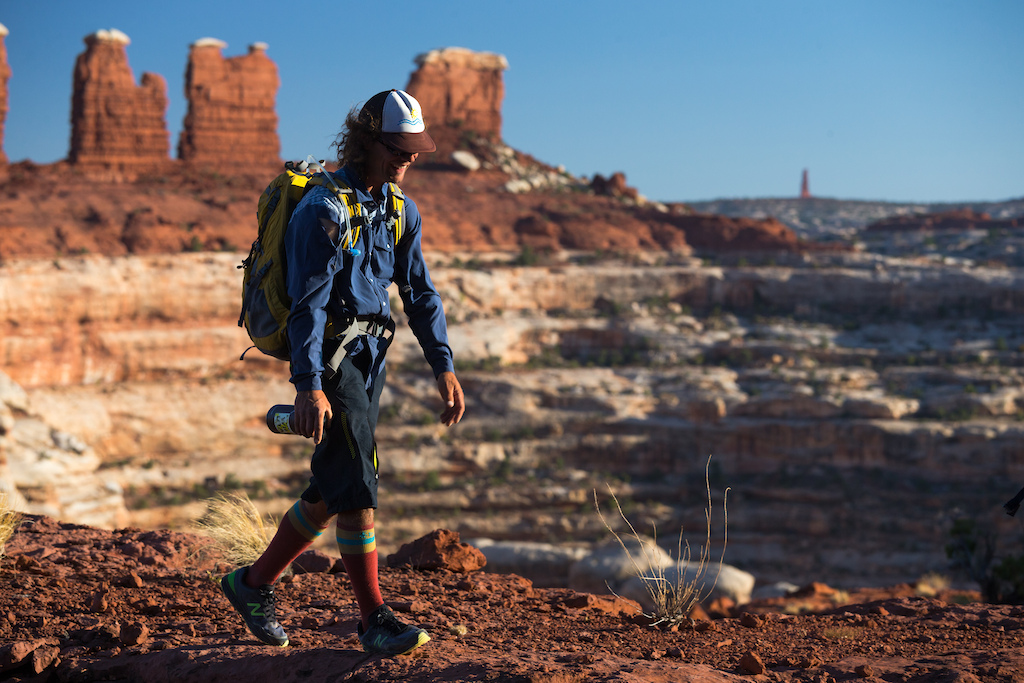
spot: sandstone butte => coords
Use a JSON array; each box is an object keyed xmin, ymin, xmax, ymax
[
  {"xmin": 406, "ymin": 47, "xmax": 509, "ymax": 155},
  {"xmin": 177, "ymin": 38, "xmax": 280, "ymax": 167}
]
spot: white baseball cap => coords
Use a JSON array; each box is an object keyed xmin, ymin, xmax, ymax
[{"xmin": 359, "ymin": 89, "xmax": 436, "ymax": 154}]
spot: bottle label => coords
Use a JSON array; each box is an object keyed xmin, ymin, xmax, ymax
[{"xmin": 273, "ymin": 411, "xmax": 295, "ymax": 434}]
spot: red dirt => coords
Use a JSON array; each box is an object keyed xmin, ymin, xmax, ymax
[{"xmin": 2, "ymin": 515, "xmax": 1022, "ymax": 682}]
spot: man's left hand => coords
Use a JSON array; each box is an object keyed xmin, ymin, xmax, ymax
[{"xmin": 436, "ymin": 371, "xmax": 465, "ymax": 427}]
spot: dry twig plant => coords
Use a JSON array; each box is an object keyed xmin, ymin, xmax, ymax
[
  {"xmin": 0, "ymin": 492, "xmax": 23, "ymax": 558},
  {"xmin": 594, "ymin": 456, "xmax": 729, "ymax": 626},
  {"xmin": 193, "ymin": 492, "xmax": 276, "ymax": 568}
]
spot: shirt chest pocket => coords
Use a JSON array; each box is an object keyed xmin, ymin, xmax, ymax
[{"xmin": 369, "ymin": 226, "xmax": 396, "ymax": 278}]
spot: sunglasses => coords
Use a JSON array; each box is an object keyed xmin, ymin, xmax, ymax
[{"xmin": 379, "ymin": 140, "xmax": 415, "ymax": 159}]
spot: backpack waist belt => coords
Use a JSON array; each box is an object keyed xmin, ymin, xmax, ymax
[{"xmin": 324, "ymin": 316, "xmax": 397, "ymax": 378}]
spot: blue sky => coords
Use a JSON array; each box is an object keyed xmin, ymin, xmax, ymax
[{"xmin": 2, "ymin": 1, "xmax": 1021, "ymax": 203}]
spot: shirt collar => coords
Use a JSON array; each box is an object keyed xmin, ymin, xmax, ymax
[{"xmin": 339, "ymin": 164, "xmax": 391, "ymax": 205}]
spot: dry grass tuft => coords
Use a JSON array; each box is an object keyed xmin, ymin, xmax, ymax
[
  {"xmin": 0, "ymin": 492, "xmax": 23, "ymax": 557},
  {"xmin": 595, "ymin": 455, "xmax": 729, "ymax": 627},
  {"xmin": 193, "ymin": 492, "xmax": 276, "ymax": 568},
  {"xmin": 915, "ymin": 572, "xmax": 952, "ymax": 597}
]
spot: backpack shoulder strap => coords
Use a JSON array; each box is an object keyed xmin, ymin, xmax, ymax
[
  {"xmin": 386, "ymin": 182, "xmax": 406, "ymax": 245},
  {"xmin": 307, "ymin": 173, "xmax": 365, "ymax": 251}
]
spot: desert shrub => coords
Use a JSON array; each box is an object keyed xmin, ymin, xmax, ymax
[
  {"xmin": 0, "ymin": 492, "xmax": 23, "ymax": 557},
  {"xmin": 594, "ymin": 456, "xmax": 729, "ymax": 626},
  {"xmin": 915, "ymin": 572, "xmax": 952, "ymax": 597},
  {"xmin": 946, "ymin": 516, "xmax": 1024, "ymax": 604},
  {"xmin": 513, "ymin": 245, "xmax": 540, "ymax": 267},
  {"xmin": 193, "ymin": 492, "xmax": 276, "ymax": 568}
]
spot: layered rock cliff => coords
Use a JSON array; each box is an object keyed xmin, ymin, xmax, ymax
[
  {"xmin": 406, "ymin": 47, "xmax": 508, "ymax": 155},
  {"xmin": 866, "ymin": 208, "xmax": 1021, "ymax": 233},
  {"xmin": 177, "ymin": 39, "xmax": 279, "ymax": 166},
  {"xmin": 3, "ymin": 250, "xmax": 1024, "ymax": 589},
  {"xmin": 68, "ymin": 30, "xmax": 170, "ymax": 175},
  {"xmin": 0, "ymin": 23, "xmax": 10, "ymax": 165}
]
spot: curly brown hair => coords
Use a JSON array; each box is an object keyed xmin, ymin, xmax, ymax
[{"xmin": 331, "ymin": 106, "xmax": 379, "ymax": 179}]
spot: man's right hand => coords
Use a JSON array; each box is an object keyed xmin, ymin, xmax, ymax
[{"xmin": 295, "ymin": 389, "xmax": 333, "ymax": 444}]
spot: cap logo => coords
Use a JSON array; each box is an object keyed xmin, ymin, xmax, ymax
[{"xmin": 401, "ymin": 106, "xmax": 422, "ymax": 127}]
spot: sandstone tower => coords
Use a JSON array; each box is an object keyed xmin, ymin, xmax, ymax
[
  {"xmin": 0, "ymin": 23, "xmax": 10, "ymax": 165},
  {"xmin": 405, "ymin": 47, "xmax": 508, "ymax": 154},
  {"xmin": 68, "ymin": 29, "xmax": 170, "ymax": 172},
  {"xmin": 178, "ymin": 39, "xmax": 279, "ymax": 166},
  {"xmin": 800, "ymin": 169, "xmax": 812, "ymax": 199}
]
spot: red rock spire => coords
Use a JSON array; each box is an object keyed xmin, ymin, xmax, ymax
[
  {"xmin": 68, "ymin": 29, "xmax": 170, "ymax": 175},
  {"xmin": 800, "ymin": 169, "xmax": 812, "ymax": 199},
  {"xmin": 0, "ymin": 23, "xmax": 10, "ymax": 165}
]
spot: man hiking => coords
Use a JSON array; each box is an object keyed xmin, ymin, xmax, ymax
[{"xmin": 222, "ymin": 89, "xmax": 465, "ymax": 656}]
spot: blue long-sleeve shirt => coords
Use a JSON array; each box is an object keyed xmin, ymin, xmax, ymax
[{"xmin": 285, "ymin": 165, "xmax": 454, "ymax": 392}]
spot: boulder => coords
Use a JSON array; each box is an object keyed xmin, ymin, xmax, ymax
[
  {"xmin": 291, "ymin": 548, "xmax": 336, "ymax": 574},
  {"xmin": 387, "ymin": 529, "xmax": 486, "ymax": 572},
  {"xmin": 466, "ymin": 538, "xmax": 588, "ymax": 587},
  {"xmin": 752, "ymin": 581, "xmax": 800, "ymax": 600},
  {"xmin": 451, "ymin": 150, "xmax": 481, "ymax": 172},
  {"xmin": 617, "ymin": 561, "xmax": 756, "ymax": 611},
  {"xmin": 568, "ymin": 536, "xmax": 674, "ymax": 595}
]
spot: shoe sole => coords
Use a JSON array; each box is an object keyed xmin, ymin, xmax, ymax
[
  {"xmin": 220, "ymin": 573, "xmax": 289, "ymax": 648},
  {"xmin": 362, "ymin": 630, "xmax": 430, "ymax": 657},
  {"xmin": 400, "ymin": 631, "xmax": 431, "ymax": 656}
]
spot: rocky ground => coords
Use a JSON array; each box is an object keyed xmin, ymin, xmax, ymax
[{"xmin": 3, "ymin": 514, "xmax": 1023, "ymax": 683}]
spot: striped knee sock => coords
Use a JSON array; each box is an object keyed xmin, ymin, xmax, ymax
[
  {"xmin": 247, "ymin": 500, "xmax": 328, "ymax": 587},
  {"xmin": 337, "ymin": 522, "xmax": 383, "ymax": 628}
]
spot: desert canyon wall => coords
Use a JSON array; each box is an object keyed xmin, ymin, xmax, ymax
[
  {"xmin": 68, "ymin": 30, "xmax": 170, "ymax": 174},
  {"xmin": 406, "ymin": 47, "xmax": 508, "ymax": 155},
  {"xmin": 177, "ymin": 39, "xmax": 280, "ymax": 166},
  {"xmin": 0, "ymin": 23, "xmax": 10, "ymax": 165},
  {"xmin": 4, "ymin": 249, "xmax": 1024, "ymax": 589}
]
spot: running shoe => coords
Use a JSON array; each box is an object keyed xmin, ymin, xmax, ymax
[
  {"xmin": 357, "ymin": 604, "xmax": 430, "ymax": 656},
  {"xmin": 221, "ymin": 567, "xmax": 289, "ymax": 647}
]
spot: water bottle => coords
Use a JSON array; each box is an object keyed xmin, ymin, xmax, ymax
[{"xmin": 266, "ymin": 405, "xmax": 297, "ymax": 435}]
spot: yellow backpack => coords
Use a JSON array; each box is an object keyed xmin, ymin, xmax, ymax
[{"xmin": 238, "ymin": 158, "xmax": 405, "ymax": 361}]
